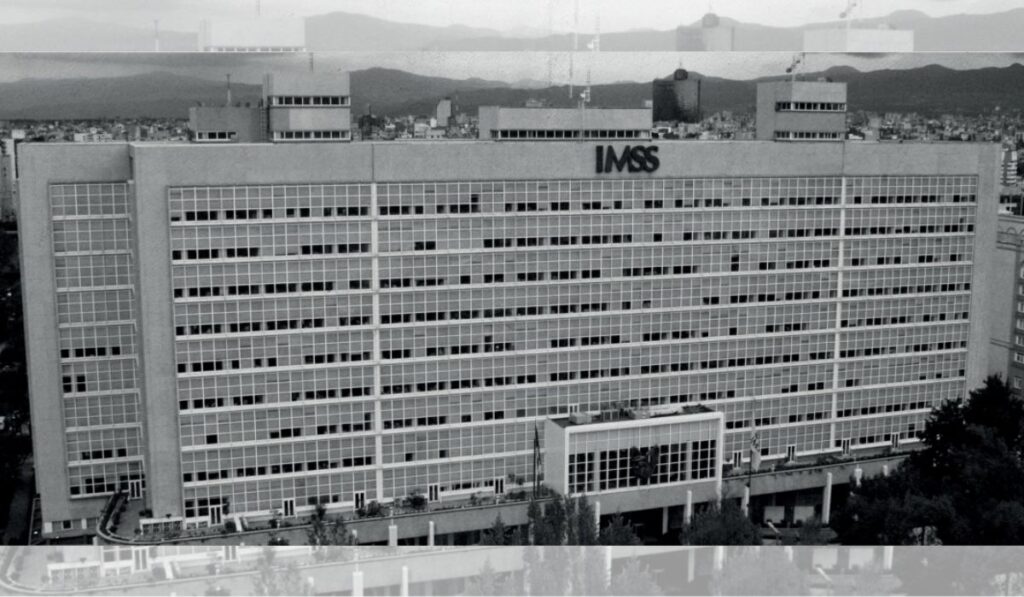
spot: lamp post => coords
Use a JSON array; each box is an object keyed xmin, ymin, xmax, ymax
[{"xmin": 748, "ymin": 432, "xmax": 760, "ymax": 520}]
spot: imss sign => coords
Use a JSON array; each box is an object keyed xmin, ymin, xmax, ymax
[{"xmin": 595, "ymin": 145, "xmax": 660, "ymax": 174}]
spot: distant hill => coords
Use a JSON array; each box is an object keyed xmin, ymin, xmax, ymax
[
  {"xmin": 0, "ymin": 18, "xmax": 196, "ymax": 52},
  {"xmin": 3, "ymin": 64, "xmax": 1024, "ymax": 120},
  {"xmin": 305, "ymin": 12, "xmax": 503, "ymax": 51},
  {"xmin": 4, "ymin": 9, "xmax": 1024, "ymax": 51},
  {"xmin": 381, "ymin": 8, "xmax": 1024, "ymax": 51},
  {"xmin": 0, "ymin": 73, "xmax": 262, "ymax": 120},
  {"xmin": 348, "ymin": 68, "xmax": 511, "ymax": 114}
]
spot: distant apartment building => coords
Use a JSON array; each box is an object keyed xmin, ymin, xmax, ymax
[
  {"xmin": 72, "ymin": 132, "xmax": 114, "ymax": 143},
  {"xmin": 1, "ymin": 138, "xmax": 18, "ymax": 222},
  {"xmin": 1003, "ymin": 148, "xmax": 1019, "ymax": 186},
  {"xmin": 436, "ymin": 99, "xmax": 454, "ymax": 128},
  {"xmin": 756, "ymin": 81, "xmax": 848, "ymax": 142},
  {"xmin": 676, "ymin": 13, "xmax": 735, "ymax": 51},
  {"xmin": 198, "ymin": 18, "xmax": 306, "ymax": 52},
  {"xmin": 652, "ymin": 70, "xmax": 701, "ymax": 124}
]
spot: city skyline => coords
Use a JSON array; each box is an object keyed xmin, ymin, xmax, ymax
[{"xmin": 1, "ymin": 52, "xmax": 1022, "ymax": 87}]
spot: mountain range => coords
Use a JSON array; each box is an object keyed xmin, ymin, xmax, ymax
[
  {"xmin": 2, "ymin": 64, "xmax": 1023, "ymax": 121},
  {"xmin": 5, "ymin": 9, "xmax": 1024, "ymax": 51}
]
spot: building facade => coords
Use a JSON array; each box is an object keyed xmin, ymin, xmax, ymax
[
  {"xmin": 989, "ymin": 214, "xmax": 1024, "ymax": 394},
  {"xmin": 478, "ymin": 107, "xmax": 652, "ymax": 141},
  {"xmin": 188, "ymin": 73, "xmax": 351, "ymax": 145},
  {"xmin": 19, "ymin": 139, "xmax": 998, "ymax": 537},
  {"xmin": 652, "ymin": 70, "xmax": 701, "ymax": 125},
  {"xmin": 756, "ymin": 81, "xmax": 848, "ymax": 142}
]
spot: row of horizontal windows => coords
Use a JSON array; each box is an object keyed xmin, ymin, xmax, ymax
[
  {"xmin": 76, "ymin": 448, "xmax": 130, "ymax": 461},
  {"xmin": 377, "ymin": 288, "xmax": 964, "ymax": 324},
  {"xmin": 182, "ymin": 456, "xmax": 372, "ymax": 484},
  {"xmin": 851, "ymin": 254, "xmax": 967, "ymax": 266},
  {"xmin": 726, "ymin": 411, "xmax": 830, "ymax": 429},
  {"xmin": 177, "ymin": 206, "xmax": 369, "ymax": 222},
  {"xmin": 195, "ymin": 131, "xmax": 236, "ymax": 141},
  {"xmin": 169, "ymin": 324, "xmax": 959, "ymax": 373},
  {"xmin": 173, "ymin": 280, "xmax": 370, "ymax": 298},
  {"xmin": 839, "ymin": 340, "xmax": 966, "ymax": 358},
  {"xmin": 172, "ymin": 244, "xmax": 369, "ymax": 261},
  {"xmin": 836, "ymin": 400, "xmax": 933, "ymax": 418},
  {"xmin": 842, "ymin": 282, "xmax": 970, "ymax": 297},
  {"xmin": 775, "ymin": 101, "xmax": 846, "ymax": 112},
  {"xmin": 774, "ymin": 131, "xmax": 844, "ymax": 140},
  {"xmin": 179, "ymin": 386, "xmax": 373, "ymax": 410},
  {"xmin": 842, "ymin": 311, "xmax": 967, "ymax": 328},
  {"xmin": 379, "ymin": 352, "xmax": 830, "ymax": 394},
  {"xmin": 59, "ymin": 346, "xmax": 124, "ymax": 359},
  {"xmin": 178, "ymin": 351, "xmax": 372, "ymax": 373},
  {"xmin": 272, "ymin": 130, "xmax": 351, "ymax": 141},
  {"xmin": 269, "ymin": 95, "xmax": 350, "ymax": 106},
  {"xmin": 69, "ymin": 472, "xmax": 143, "ymax": 497},
  {"xmin": 175, "ymin": 316, "xmax": 372, "ymax": 337},
  {"xmin": 377, "ymin": 192, "xmax": 974, "ymax": 212},
  {"xmin": 491, "ymin": 129, "xmax": 649, "ymax": 139},
  {"xmin": 172, "ymin": 248, "xmax": 257, "ymax": 260},
  {"xmin": 389, "ymin": 226, "xmax": 964, "ymax": 252},
  {"xmin": 171, "ymin": 276, "xmax": 960, "ymax": 303}
]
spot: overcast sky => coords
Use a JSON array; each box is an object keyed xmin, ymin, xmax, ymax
[
  {"xmin": 1, "ymin": 0, "xmax": 1021, "ymax": 32},
  {"xmin": 1, "ymin": 52, "xmax": 1020, "ymax": 86}
]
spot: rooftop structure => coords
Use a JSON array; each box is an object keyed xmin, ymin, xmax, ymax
[
  {"xmin": 756, "ymin": 80, "xmax": 848, "ymax": 142},
  {"xmin": 478, "ymin": 107, "xmax": 652, "ymax": 141}
]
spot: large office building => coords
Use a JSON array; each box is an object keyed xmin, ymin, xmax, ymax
[{"xmin": 19, "ymin": 77, "xmax": 999, "ymax": 539}]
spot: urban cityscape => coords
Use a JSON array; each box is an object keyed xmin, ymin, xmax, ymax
[{"xmin": 0, "ymin": 7, "xmax": 1023, "ymax": 593}]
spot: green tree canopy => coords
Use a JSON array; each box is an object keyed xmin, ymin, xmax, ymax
[
  {"xmin": 834, "ymin": 375, "xmax": 1024, "ymax": 545},
  {"xmin": 680, "ymin": 500, "xmax": 762, "ymax": 546}
]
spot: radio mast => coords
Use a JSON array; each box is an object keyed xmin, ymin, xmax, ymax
[
  {"xmin": 570, "ymin": 0, "xmax": 580, "ymax": 99},
  {"xmin": 786, "ymin": 53, "xmax": 804, "ymax": 82},
  {"xmin": 840, "ymin": 0, "xmax": 861, "ymax": 32}
]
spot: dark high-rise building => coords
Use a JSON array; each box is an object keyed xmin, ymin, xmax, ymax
[{"xmin": 652, "ymin": 69, "xmax": 701, "ymax": 124}]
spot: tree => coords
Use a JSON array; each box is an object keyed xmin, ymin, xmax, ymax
[
  {"xmin": 462, "ymin": 558, "xmax": 501, "ymax": 596},
  {"xmin": 532, "ymin": 497, "xmax": 567, "ymax": 545},
  {"xmin": 251, "ymin": 548, "xmax": 308, "ymax": 596},
  {"xmin": 680, "ymin": 500, "xmax": 761, "ymax": 546},
  {"xmin": 306, "ymin": 503, "xmax": 353, "ymax": 557},
  {"xmin": 796, "ymin": 516, "xmax": 828, "ymax": 545},
  {"xmin": 519, "ymin": 494, "xmax": 610, "ymax": 546},
  {"xmin": 599, "ymin": 513, "xmax": 642, "ymax": 546},
  {"xmin": 610, "ymin": 557, "xmax": 663, "ymax": 596},
  {"xmin": 479, "ymin": 515, "xmax": 511, "ymax": 546},
  {"xmin": 834, "ymin": 376, "xmax": 1024, "ymax": 545},
  {"xmin": 573, "ymin": 495, "xmax": 600, "ymax": 545},
  {"xmin": 710, "ymin": 548, "xmax": 806, "ymax": 596}
]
